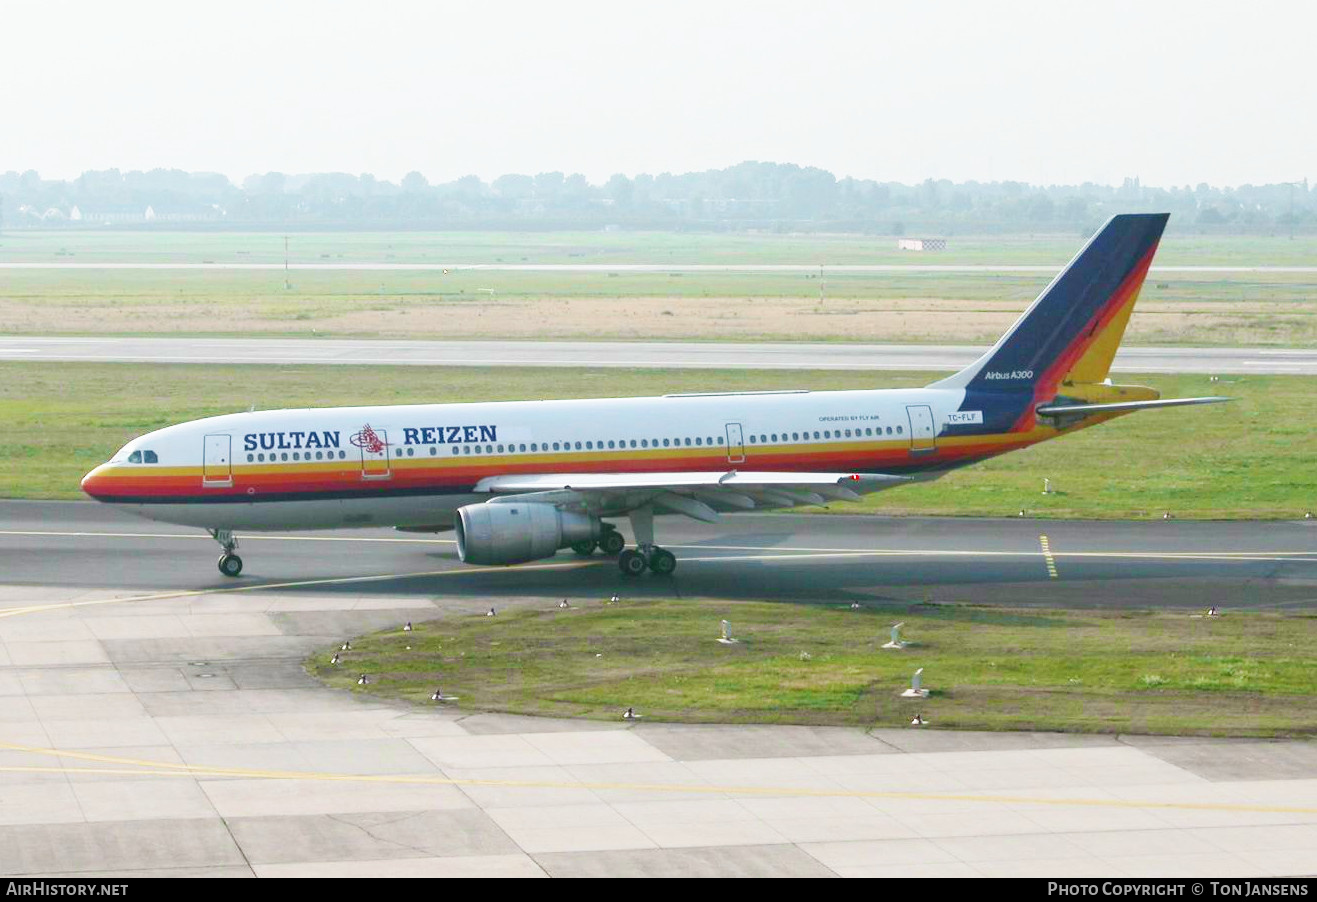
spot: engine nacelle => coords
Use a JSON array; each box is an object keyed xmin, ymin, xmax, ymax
[{"xmin": 455, "ymin": 502, "xmax": 600, "ymax": 565}]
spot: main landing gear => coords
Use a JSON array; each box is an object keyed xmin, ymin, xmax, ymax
[
  {"xmin": 619, "ymin": 546, "xmax": 676, "ymax": 576},
  {"xmin": 617, "ymin": 505, "xmax": 677, "ymax": 577},
  {"xmin": 210, "ymin": 529, "xmax": 243, "ymax": 577},
  {"xmin": 571, "ymin": 524, "xmax": 626, "ymax": 557},
  {"xmin": 567, "ymin": 510, "xmax": 678, "ymax": 575}
]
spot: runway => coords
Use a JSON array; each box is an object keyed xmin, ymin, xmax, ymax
[
  {"xmin": 4, "ymin": 501, "xmax": 1317, "ymax": 607},
  {"xmin": 2, "ymin": 502, "xmax": 1315, "ymax": 877},
  {"xmin": 3, "ymin": 336, "xmax": 1316, "ymax": 374}
]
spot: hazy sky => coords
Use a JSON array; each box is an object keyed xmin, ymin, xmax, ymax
[{"xmin": 5, "ymin": 0, "xmax": 1313, "ymax": 188}]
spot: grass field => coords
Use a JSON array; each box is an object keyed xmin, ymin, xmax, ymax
[
  {"xmin": 3, "ymin": 229, "xmax": 1315, "ymax": 346},
  {"xmin": 307, "ymin": 598, "xmax": 1317, "ymax": 737},
  {"xmin": 3, "ymin": 361, "xmax": 1313, "ymax": 519},
  {"xmin": 2, "ymin": 268, "xmax": 1314, "ymax": 346},
  {"xmin": 5, "ymin": 228, "xmax": 1317, "ymax": 266}
]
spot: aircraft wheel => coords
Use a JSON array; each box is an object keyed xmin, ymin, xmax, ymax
[
  {"xmin": 648, "ymin": 548, "xmax": 677, "ymax": 575},
  {"xmin": 218, "ymin": 553, "xmax": 243, "ymax": 578},
  {"xmin": 618, "ymin": 549, "xmax": 647, "ymax": 576},
  {"xmin": 571, "ymin": 539, "xmax": 598, "ymax": 556},
  {"xmin": 599, "ymin": 532, "xmax": 626, "ymax": 556}
]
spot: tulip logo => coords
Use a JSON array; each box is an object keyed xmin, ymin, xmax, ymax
[{"xmin": 350, "ymin": 424, "xmax": 387, "ymax": 454}]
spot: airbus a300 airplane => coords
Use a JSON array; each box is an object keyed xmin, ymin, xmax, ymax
[{"xmin": 82, "ymin": 213, "xmax": 1226, "ymax": 578}]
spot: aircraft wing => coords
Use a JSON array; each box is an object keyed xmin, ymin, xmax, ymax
[{"xmin": 472, "ymin": 471, "xmax": 909, "ymax": 521}]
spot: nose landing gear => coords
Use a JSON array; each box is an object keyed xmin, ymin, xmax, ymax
[{"xmin": 210, "ymin": 529, "xmax": 243, "ymax": 577}]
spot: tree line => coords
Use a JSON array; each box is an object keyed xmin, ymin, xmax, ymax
[{"xmin": 1, "ymin": 162, "xmax": 1311, "ymax": 234}]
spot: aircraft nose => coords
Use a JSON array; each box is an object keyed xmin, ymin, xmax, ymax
[{"xmin": 80, "ymin": 463, "xmax": 114, "ymax": 501}]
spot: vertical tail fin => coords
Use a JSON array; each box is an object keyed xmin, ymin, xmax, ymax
[{"xmin": 930, "ymin": 213, "xmax": 1168, "ymax": 401}]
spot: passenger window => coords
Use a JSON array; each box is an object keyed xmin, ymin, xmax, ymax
[
  {"xmin": 464, "ymin": 446, "xmax": 471, "ymax": 455},
  {"xmin": 813, "ymin": 431, "xmax": 820, "ymax": 439},
  {"xmin": 128, "ymin": 450, "xmax": 142, "ymax": 463},
  {"xmin": 792, "ymin": 433, "xmax": 799, "ymax": 441},
  {"xmin": 771, "ymin": 434, "xmax": 778, "ymax": 442},
  {"xmin": 662, "ymin": 439, "xmax": 670, "ymax": 447},
  {"xmin": 316, "ymin": 451, "xmax": 323, "ymax": 460},
  {"xmin": 695, "ymin": 437, "xmax": 702, "ymax": 446},
  {"xmin": 630, "ymin": 440, "xmax": 637, "ymax": 448},
  {"xmin": 486, "ymin": 445, "xmax": 493, "ymax": 453},
  {"xmin": 246, "ymin": 453, "xmax": 254, "ymax": 462},
  {"xmin": 641, "ymin": 439, "xmax": 649, "ymax": 448},
  {"xmin": 845, "ymin": 429, "xmax": 852, "ymax": 438},
  {"xmin": 257, "ymin": 453, "xmax": 265, "ymax": 462},
  {"xmin": 574, "ymin": 442, "xmax": 581, "ymax": 450},
  {"xmin": 760, "ymin": 435, "xmax": 767, "ymax": 443},
  {"xmin": 749, "ymin": 436, "xmax": 757, "ymax": 444},
  {"xmin": 586, "ymin": 441, "xmax": 593, "ymax": 450},
  {"xmin": 716, "ymin": 437, "xmax": 723, "ymax": 444},
  {"xmin": 897, "ymin": 426, "xmax": 904, "ymax": 434},
  {"xmin": 452, "ymin": 447, "xmax": 460, "ymax": 455}
]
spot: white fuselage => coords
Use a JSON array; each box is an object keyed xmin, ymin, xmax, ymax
[{"xmin": 82, "ymin": 385, "xmax": 1022, "ymax": 532}]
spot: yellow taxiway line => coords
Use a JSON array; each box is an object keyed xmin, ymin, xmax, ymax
[
  {"xmin": 1, "ymin": 740, "xmax": 1314, "ymax": 816},
  {"xmin": 1039, "ymin": 535, "xmax": 1060, "ymax": 578},
  {"xmin": 0, "ymin": 529, "xmax": 453, "ymax": 544},
  {"xmin": 0, "ymin": 559, "xmax": 602, "ymax": 620}
]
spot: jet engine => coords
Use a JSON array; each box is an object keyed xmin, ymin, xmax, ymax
[{"xmin": 455, "ymin": 502, "xmax": 601, "ymax": 565}]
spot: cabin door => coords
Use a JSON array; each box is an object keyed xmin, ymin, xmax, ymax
[
  {"xmin": 724, "ymin": 423, "xmax": 745, "ymax": 464},
  {"xmin": 356, "ymin": 427, "xmax": 392, "ymax": 480},
  {"xmin": 905, "ymin": 405, "xmax": 936, "ymax": 452},
  {"xmin": 202, "ymin": 434, "xmax": 233, "ymax": 487}
]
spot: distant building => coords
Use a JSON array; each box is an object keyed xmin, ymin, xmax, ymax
[
  {"xmin": 897, "ymin": 238, "xmax": 947, "ymax": 251},
  {"xmin": 70, "ymin": 204, "xmax": 150, "ymax": 224},
  {"xmin": 144, "ymin": 203, "xmax": 225, "ymax": 223}
]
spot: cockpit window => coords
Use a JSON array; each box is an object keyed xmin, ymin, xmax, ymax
[
  {"xmin": 143, "ymin": 450, "xmax": 158, "ymax": 464},
  {"xmin": 127, "ymin": 450, "xmax": 142, "ymax": 464}
]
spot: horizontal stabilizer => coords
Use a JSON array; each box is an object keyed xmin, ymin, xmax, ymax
[{"xmin": 1036, "ymin": 396, "xmax": 1232, "ymax": 417}]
